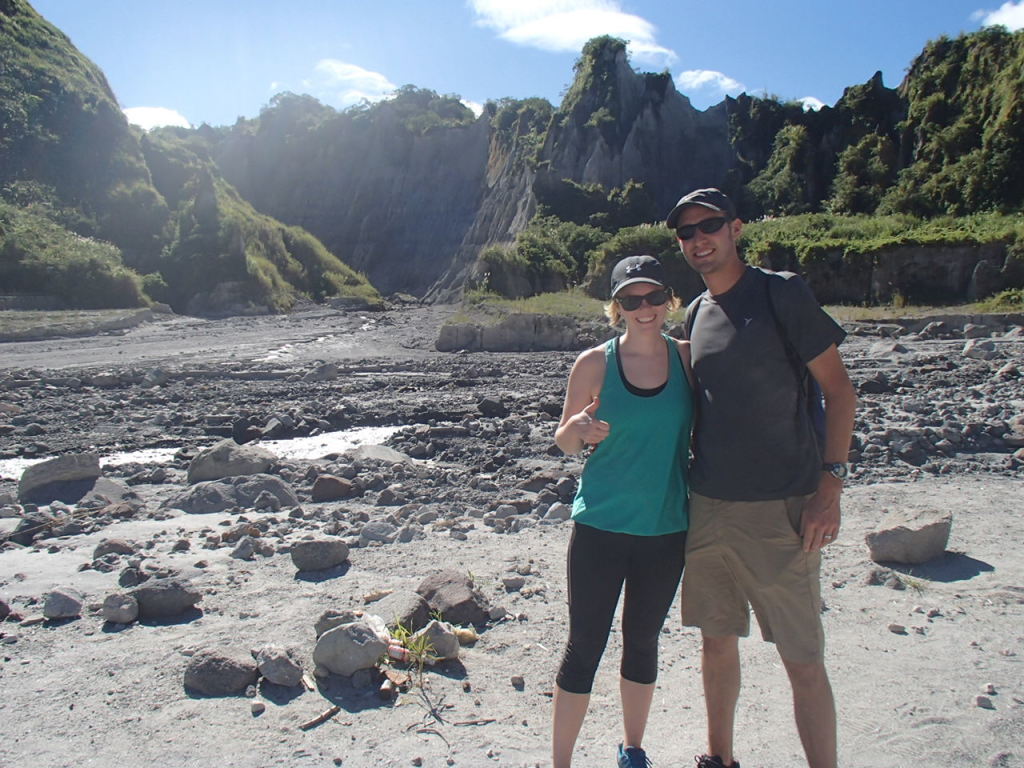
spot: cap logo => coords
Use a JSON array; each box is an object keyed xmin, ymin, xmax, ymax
[{"xmin": 624, "ymin": 262, "xmax": 644, "ymax": 275}]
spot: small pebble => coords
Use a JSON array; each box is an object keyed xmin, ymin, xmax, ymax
[
  {"xmin": 975, "ymin": 695, "xmax": 995, "ymax": 710},
  {"xmin": 511, "ymin": 675, "xmax": 525, "ymax": 690},
  {"xmin": 888, "ymin": 623, "xmax": 907, "ymax": 635},
  {"xmin": 984, "ymin": 683, "xmax": 997, "ymax": 695},
  {"xmin": 251, "ymin": 700, "xmax": 266, "ymax": 715}
]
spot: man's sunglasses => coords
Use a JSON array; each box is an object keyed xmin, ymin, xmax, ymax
[
  {"xmin": 615, "ymin": 288, "xmax": 671, "ymax": 311},
  {"xmin": 675, "ymin": 216, "xmax": 730, "ymax": 241}
]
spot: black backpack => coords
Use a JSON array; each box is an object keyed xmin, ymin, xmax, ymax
[{"xmin": 685, "ymin": 274, "xmax": 826, "ymax": 451}]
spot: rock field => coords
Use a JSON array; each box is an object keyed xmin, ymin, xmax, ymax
[{"xmin": 0, "ymin": 304, "xmax": 1022, "ymax": 768}]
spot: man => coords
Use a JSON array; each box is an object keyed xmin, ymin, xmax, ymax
[{"xmin": 666, "ymin": 188, "xmax": 857, "ymax": 768}]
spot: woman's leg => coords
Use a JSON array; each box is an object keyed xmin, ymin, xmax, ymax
[
  {"xmin": 553, "ymin": 524, "xmax": 629, "ymax": 766},
  {"xmin": 552, "ymin": 686, "xmax": 591, "ymax": 768},
  {"xmin": 619, "ymin": 530, "xmax": 687, "ymax": 748}
]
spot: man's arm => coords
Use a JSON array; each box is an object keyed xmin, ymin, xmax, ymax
[{"xmin": 801, "ymin": 344, "xmax": 857, "ymax": 552}]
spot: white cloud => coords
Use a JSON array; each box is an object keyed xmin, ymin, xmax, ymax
[
  {"xmin": 310, "ymin": 59, "xmax": 397, "ymax": 108},
  {"xmin": 469, "ymin": 0, "xmax": 676, "ymax": 68},
  {"xmin": 462, "ymin": 99, "xmax": 485, "ymax": 117},
  {"xmin": 123, "ymin": 107, "xmax": 191, "ymax": 131},
  {"xmin": 675, "ymin": 69, "xmax": 746, "ymax": 97},
  {"xmin": 799, "ymin": 96, "xmax": 826, "ymax": 112},
  {"xmin": 975, "ymin": 0, "xmax": 1024, "ymax": 30}
]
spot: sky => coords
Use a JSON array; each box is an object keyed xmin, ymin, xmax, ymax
[{"xmin": 25, "ymin": 0, "xmax": 1024, "ymax": 130}]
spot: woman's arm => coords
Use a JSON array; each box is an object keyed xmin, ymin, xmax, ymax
[{"xmin": 554, "ymin": 347, "xmax": 610, "ymax": 455}]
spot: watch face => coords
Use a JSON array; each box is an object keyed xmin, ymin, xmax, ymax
[{"xmin": 825, "ymin": 462, "xmax": 849, "ymax": 479}]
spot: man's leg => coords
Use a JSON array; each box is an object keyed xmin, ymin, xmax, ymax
[
  {"xmin": 781, "ymin": 656, "xmax": 836, "ymax": 768},
  {"xmin": 702, "ymin": 633, "xmax": 740, "ymax": 765}
]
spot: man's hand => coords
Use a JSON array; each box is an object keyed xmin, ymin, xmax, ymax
[{"xmin": 800, "ymin": 473, "xmax": 842, "ymax": 552}]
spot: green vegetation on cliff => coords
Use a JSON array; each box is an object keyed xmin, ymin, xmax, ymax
[
  {"xmin": 0, "ymin": 0, "xmax": 170, "ymax": 260},
  {"xmin": 0, "ymin": 201, "xmax": 148, "ymax": 308}
]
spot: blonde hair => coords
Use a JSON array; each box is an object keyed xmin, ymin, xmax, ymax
[{"xmin": 604, "ymin": 290, "xmax": 681, "ymax": 327}]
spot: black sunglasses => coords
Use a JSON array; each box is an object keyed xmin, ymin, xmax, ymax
[
  {"xmin": 615, "ymin": 288, "xmax": 671, "ymax": 311},
  {"xmin": 675, "ymin": 216, "xmax": 730, "ymax": 241}
]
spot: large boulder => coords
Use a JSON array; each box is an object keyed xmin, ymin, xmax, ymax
[
  {"xmin": 187, "ymin": 439, "xmax": 277, "ymax": 484},
  {"xmin": 43, "ymin": 587, "xmax": 84, "ymax": 619},
  {"xmin": 290, "ymin": 537, "xmax": 349, "ymax": 572},
  {"xmin": 313, "ymin": 620, "xmax": 388, "ymax": 677},
  {"xmin": 18, "ymin": 454, "xmax": 101, "ymax": 504},
  {"xmin": 370, "ymin": 591, "xmax": 431, "ymax": 634},
  {"xmin": 253, "ymin": 645, "xmax": 304, "ymax": 687},
  {"xmin": 416, "ymin": 570, "xmax": 490, "ymax": 626},
  {"xmin": 163, "ymin": 474, "xmax": 298, "ymax": 514},
  {"xmin": 131, "ymin": 578, "xmax": 202, "ymax": 619},
  {"xmin": 183, "ymin": 649, "xmax": 258, "ymax": 696},
  {"xmin": 866, "ymin": 510, "xmax": 953, "ymax": 564}
]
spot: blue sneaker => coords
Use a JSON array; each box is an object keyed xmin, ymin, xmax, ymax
[{"xmin": 617, "ymin": 743, "xmax": 652, "ymax": 768}]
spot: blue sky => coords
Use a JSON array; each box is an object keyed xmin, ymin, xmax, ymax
[{"xmin": 27, "ymin": 0, "xmax": 1024, "ymax": 130}]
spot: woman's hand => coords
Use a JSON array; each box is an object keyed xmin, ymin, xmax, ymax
[{"xmin": 569, "ymin": 396, "xmax": 610, "ymax": 447}]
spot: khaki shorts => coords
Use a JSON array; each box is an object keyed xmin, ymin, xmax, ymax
[{"xmin": 680, "ymin": 492, "xmax": 824, "ymax": 663}]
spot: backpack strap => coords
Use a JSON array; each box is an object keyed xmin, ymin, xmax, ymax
[
  {"xmin": 683, "ymin": 293, "xmax": 704, "ymax": 340},
  {"xmin": 764, "ymin": 273, "xmax": 826, "ymax": 450}
]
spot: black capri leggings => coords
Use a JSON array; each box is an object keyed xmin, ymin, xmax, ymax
[{"xmin": 556, "ymin": 522, "xmax": 686, "ymax": 694}]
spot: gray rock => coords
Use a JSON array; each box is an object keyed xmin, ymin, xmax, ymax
[
  {"xmin": 396, "ymin": 523, "xmax": 424, "ymax": 543},
  {"xmin": 544, "ymin": 502, "xmax": 572, "ymax": 521},
  {"xmin": 164, "ymin": 474, "xmax": 298, "ymax": 515},
  {"xmin": 412, "ymin": 619, "xmax": 460, "ymax": 662},
  {"xmin": 94, "ymin": 538, "xmax": 137, "ymax": 559},
  {"xmin": 232, "ymin": 475, "xmax": 299, "ymax": 508},
  {"xmin": 18, "ymin": 454, "xmax": 101, "ymax": 504},
  {"xmin": 311, "ymin": 474, "xmax": 353, "ymax": 502},
  {"xmin": 359, "ymin": 520, "xmax": 398, "ymax": 546},
  {"xmin": 416, "ymin": 570, "xmax": 490, "ymax": 626},
  {"xmin": 290, "ymin": 537, "xmax": 349, "ymax": 572},
  {"xmin": 186, "ymin": 439, "xmax": 277, "ymax": 484},
  {"xmin": 230, "ymin": 536, "xmax": 257, "ymax": 560},
  {"xmin": 866, "ymin": 509, "xmax": 953, "ymax": 564},
  {"xmin": 43, "ymin": 587, "xmax": 83, "ymax": 619},
  {"xmin": 254, "ymin": 645, "xmax": 304, "ymax": 687},
  {"xmin": 314, "ymin": 608, "xmax": 365, "ymax": 638},
  {"xmin": 477, "ymin": 397, "xmax": 508, "ymax": 418},
  {"xmin": 163, "ymin": 481, "xmax": 235, "ymax": 514},
  {"xmin": 184, "ymin": 649, "xmax": 259, "ymax": 696},
  {"xmin": 312, "ymin": 620, "xmax": 388, "ymax": 677},
  {"xmin": 102, "ymin": 592, "xmax": 139, "ymax": 624},
  {"xmin": 963, "ymin": 339, "xmax": 998, "ymax": 361},
  {"xmin": 371, "ymin": 591, "xmax": 431, "ymax": 633},
  {"xmin": 303, "ymin": 363, "xmax": 339, "ymax": 382},
  {"xmin": 131, "ymin": 578, "xmax": 202, "ymax": 619},
  {"xmin": 0, "ymin": 597, "xmax": 10, "ymax": 621}
]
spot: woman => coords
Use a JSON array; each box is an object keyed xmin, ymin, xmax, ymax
[{"xmin": 552, "ymin": 254, "xmax": 694, "ymax": 768}]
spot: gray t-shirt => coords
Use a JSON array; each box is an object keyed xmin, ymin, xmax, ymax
[{"xmin": 687, "ymin": 266, "xmax": 846, "ymax": 501}]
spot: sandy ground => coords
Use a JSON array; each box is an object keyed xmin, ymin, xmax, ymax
[{"xmin": 0, "ymin": 306, "xmax": 1022, "ymax": 768}]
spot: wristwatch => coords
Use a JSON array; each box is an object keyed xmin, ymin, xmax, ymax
[{"xmin": 822, "ymin": 462, "xmax": 850, "ymax": 480}]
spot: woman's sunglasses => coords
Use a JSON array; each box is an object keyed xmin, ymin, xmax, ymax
[
  {"xmin": 675, "ymin": 216, "xmax": 729, "ymax": 241},
  {"xmin": 615, "ymin": 288, "xmax": 671, "ymax": 311}
]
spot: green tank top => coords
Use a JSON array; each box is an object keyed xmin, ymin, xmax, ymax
[{"xmin": 571, "ymin": 334, "xmax": 693, "ymax": 535}]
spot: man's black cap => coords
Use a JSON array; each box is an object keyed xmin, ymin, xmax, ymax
[{"xmin": 665, "ymin": 188, "xmax": 736, "ymax": 229}]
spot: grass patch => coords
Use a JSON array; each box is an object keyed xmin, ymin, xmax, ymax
[{"xmin": 451, "ymin": 288, "xmax": 607, "ymax": 325}]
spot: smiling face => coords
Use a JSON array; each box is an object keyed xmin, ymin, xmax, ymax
[
  {"xmin": 676, "ymin": 206, "xmax": 745, "ymax": 293},
  {"xmin": 614, "ymin": 281, "xmax": 670, "ymax": 330}
]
